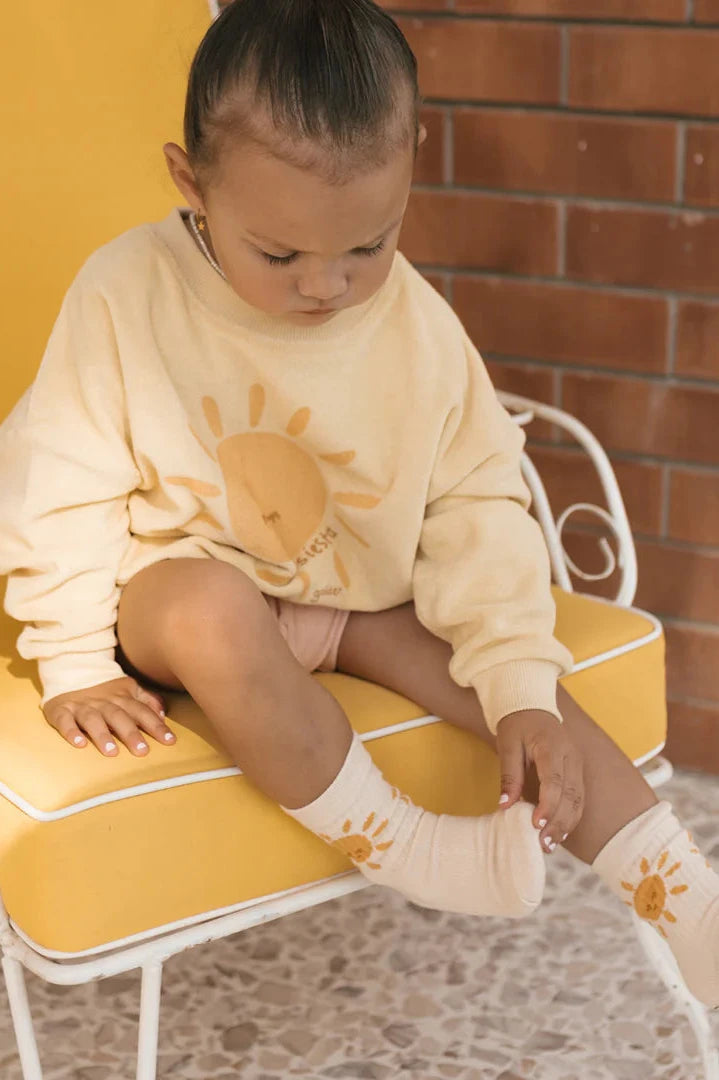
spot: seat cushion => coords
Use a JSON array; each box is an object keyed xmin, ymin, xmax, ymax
[{"xmin": 0, "ymin": 588, "xmax": 666, "ymax": 956}]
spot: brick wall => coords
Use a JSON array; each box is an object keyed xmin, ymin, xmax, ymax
[{"xmin": 388, "ymin": 1, "xmax": 719, "ymax": 771}]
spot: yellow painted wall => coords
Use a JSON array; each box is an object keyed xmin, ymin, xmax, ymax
[{"xmin": 1, "ymin": 0, "xmax": 211, "ymax": 420}]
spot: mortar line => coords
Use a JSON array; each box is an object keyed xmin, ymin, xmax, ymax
[
  {"xmin": 676, "ymin": 121, "xmax": 688, "ymax": 204},
  {"xmin": 667, "ymin": 295, "xmax": 679, "ymax": 374},
  {"xmin": 442, "ymin": 108, "xmax": 454, "ymax": 187},
  {"xmin": 560, "ymin": 25, "xmax": 571, "ymax": 107},
  {"xmin": 557, "ymin": 201, "xmax": 567, "ymax": 277},
  {"xmin": 661, "ymin": 464, "xmax": 672, "ymax": 539}
]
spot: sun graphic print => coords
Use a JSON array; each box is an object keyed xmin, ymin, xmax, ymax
[
  {"xmin": 163, "ymin": 383, "xmax": 387, "ymax": 599},
  {"xmin": 621, "ymin": 849, "xmax": 689, "ymax": 937},
  {"xmin": 320, "ymin": 788, "xmax": 410, "ymax": 870}
]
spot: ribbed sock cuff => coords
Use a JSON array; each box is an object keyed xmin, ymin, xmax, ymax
[
  {"xmin": 279, "ymin": 731, "xmax": 372, "ymax": 825},
  {"xmin": 591, "ymin": 800, "xmax": 677, "ymax": 878}
]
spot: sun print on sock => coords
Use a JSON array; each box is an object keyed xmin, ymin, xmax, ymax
[
  {"xmin": 320, "ymin": 788, "xmax": 410, "ymax": 870},
  {"xmin": 621, "ymin": 850, "xmax": 690, "ymax": 936},
  {"xmin": 688, "ymin": 831, "xmax": 712, "ymax": 869},
  {"xmin": 164, "ymin": 385, "xmax": 387, "ymax": 598}
]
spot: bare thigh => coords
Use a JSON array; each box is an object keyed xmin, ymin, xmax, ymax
[{"xmin": 116, "ymin": 557, "xmax": 272, "ymax": 693}]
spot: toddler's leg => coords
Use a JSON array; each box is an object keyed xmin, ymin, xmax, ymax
[
  {"xmin": 116, "ymin": 558, "xmax": 545, "ymax": 918},
  {"xmin": 336, "ymin": 600, "xmax": 719, "ymax": 1007}
]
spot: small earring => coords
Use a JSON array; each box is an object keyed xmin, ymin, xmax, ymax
[{"xmin": 195, "ymin": 210, "xmax": 206, "ymax": 232}]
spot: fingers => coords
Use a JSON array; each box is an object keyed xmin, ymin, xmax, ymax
[
  {"xmin": 50, "ymin": 696, "xmax": 176, "ymax": 756},
  {"xmin": 496, "ymin": 729, "xmax": 526, "ymax": 811},
  {"xmin": 51, "ymin": 705, "xmax": 94, "ymax": 750},
  {"xmin": 532, "ymin": 741, "xmax": 585, "ymax": 853},
  {"xmin": 136, "ymin": 685, "xmax": 167, "ymax": 719}
]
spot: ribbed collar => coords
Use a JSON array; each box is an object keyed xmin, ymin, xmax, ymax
[{"xmin": 149, "ymin": 206, "xmax": 402, "ymax": 345}]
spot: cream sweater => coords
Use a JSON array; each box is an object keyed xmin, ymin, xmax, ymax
[{"xmin": 0, "ymin": 207, "xmax": 572, "ymax": 731}]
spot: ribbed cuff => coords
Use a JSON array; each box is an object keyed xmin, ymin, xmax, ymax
[
  {"xmin": 38, "ymin": 652, "xmax": 128, "ymax": 707},
  {"xmin": 471, "ymin": 659, "xmax": 564, "ymax": 736},
  {"xmin": 280, "ymin": 731, "xmax": 370, "ymax": 821}
]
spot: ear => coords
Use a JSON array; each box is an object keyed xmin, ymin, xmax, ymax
[
  {"xmin": 162, "ymin": 142, "xmax": 205, "ymax": 211},
  {"xmin": 417, "ymin": 124, "xmax": 428, "ymax": 149}
]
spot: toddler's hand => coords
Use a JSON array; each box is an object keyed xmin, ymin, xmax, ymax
[
  {"xmin": 43, "ymin": 676, "xmax": 176, "ymax": 757},
  {"xmin": 496, "ymin": 708, "xmax": 584, "ymax": 853}
]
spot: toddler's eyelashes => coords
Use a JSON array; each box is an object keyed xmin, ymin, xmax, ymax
[{"xmin": 260, "ymin": 239, "xmax": 386, "ymax": 268}]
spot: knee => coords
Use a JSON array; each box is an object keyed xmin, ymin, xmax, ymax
[{"xmin": 160, "ymin": 559, "xmax": 273, "ymax": 667}]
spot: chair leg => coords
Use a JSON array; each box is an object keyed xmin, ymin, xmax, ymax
[
  {"xmin": 1, "ymin": 953, "xmax": 43, "ymax": 1080},
  {"xmin": 136, "ymin": 960, "xmax": 163, "ymax": 1080},
  {"xmin": 632, "ymin": 914, "xmax": 719, "ymax": 1080}
]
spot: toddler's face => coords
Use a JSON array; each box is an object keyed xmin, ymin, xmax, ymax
[{"xmin": 164, "ymin": 135, "xmax": 416, "ymax": 324}]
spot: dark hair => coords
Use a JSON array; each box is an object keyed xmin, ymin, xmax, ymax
[{"xmin": 184, "ymin": 0, "xmax": 420, "ymax": 187}]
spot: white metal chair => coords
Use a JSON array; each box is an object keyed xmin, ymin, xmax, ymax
[{"xmin": 1, "ymin": 396, "xmax": 717, "ymax": 1080}]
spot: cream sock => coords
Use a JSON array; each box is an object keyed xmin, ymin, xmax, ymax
[
  {"xmin": 592, "ymin": 800, "xmax": 719, "ymax": 1008},
  {"xmin": 281, "ymin": 731, "xmax": 545, "ymax": 918}
]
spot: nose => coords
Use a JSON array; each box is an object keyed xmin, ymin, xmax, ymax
[{"xmin": 296, "ymin": 260, "xmax": 348, "ymax": 304}]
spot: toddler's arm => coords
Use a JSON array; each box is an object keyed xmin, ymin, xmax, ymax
[
  {"xmin": 0, "ymin": 269, "xmax": 141, "ymax": 708},
  {"xmin": 411, "ymin": 334, "xmax": 582, "ymax": 837},
  {"xmin": 411, "ymin": 332, "xmax": 574, "ymax": 736}
]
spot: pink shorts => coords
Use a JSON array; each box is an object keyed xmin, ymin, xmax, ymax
[{"xmin": 264, "ymin": 597, "xmax": 350, "ymax": 673}]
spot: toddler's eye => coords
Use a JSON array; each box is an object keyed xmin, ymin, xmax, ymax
[
  {"xmin": 355, "ymin": 239, "xmax": 385, "ymax": 257},
  {"xmin": 261, "ymin": 238, "xmax": 385, "ymax": 267},
  {"xmin": 263, "ymin": 251, "xmax": 299, "ymax": 267}
]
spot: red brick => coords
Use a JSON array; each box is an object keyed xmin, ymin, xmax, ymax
[
  {"xmin": 414, "ymin": 107, "xmax": 447, "ymax": 185},
  {"xmin": 664, "ymin": 621, "xmax": 719, "ymax": 701},
  {"xmin": 528, "ymin": 446, "xmax": 664, "ymax": 538},
  {"xmin": 676, "ymin": 301, "xmax": 719, "ymax": 379},
  {"xmin": 684, "ymin": 125, "xmax": 719, "ymax": 208},
  {"xmin": 569, "ymin": 27, "xmax": 719, "ymax": 117},
  {"xmin": 400, "ymin": 191, "xmax": 558, "ymax": 273},
  {"xmin": 665, "ymin": 700, "xmax": 719, "ymax": 775},
  {"xmin": 397, "ymin": 17, "xmax": 561, "ymax": 104},
  {"xmin": 561, "ymin": 372, "xmax": 719, "ymax": 465},
  {"xmin": 452, "ymin": 277, "xmax": 668, "ymax": 373},
  {"xmin": 668, "ymin": 468, "xmax": 719, "ymax": 546},
  {"xmin": 566, "ymin": 205, "xmax": 719, "ymax": 294},
  {"xmin": 455, "ymin": 0, "xmax": 685, "ymax": 17},
  {"xmin": 694, "ymin": 0, "xmax": 719, "ymax": 21},
  {"xmin": 454, "ymin": 109, "xmax": 677, "ymax": 203},
  {"xmin": 484, "ymin": 359, "xmax": 557, "ymax": 441},
  {"xmin": 635, "ymin": 541, "xmax": 719, "ymax": 622}
]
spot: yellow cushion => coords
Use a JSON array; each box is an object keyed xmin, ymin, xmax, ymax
[{"xmin": 0, "ymin": 588, "xmax": 666, "ymax": 955}]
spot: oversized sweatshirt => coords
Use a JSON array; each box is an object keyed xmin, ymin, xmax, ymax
[{"xmin": 0, "ymin": 206, "xmax": 573, "ymax": 732}]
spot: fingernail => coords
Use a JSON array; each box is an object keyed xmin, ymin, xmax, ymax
[
  {"xmin": 498, "ymin": 793, "xmax": 509, "ymax": 805},
  {"xmin": 163, "ymin": 731, "xmax": 175, "ymax": 742},
  {"xmin": 105, "ymin": 741, "xmax": 117, "ymax": 753},
  {"xmin": 73, "ymin": 734, "xmax": 86, "ymax": 746},
  {"xmin": 159, "ymin": 710, "xmax": 166, "ymax": 718},
  {"xmin": 543, "ymin": 836, "xmax": 553, "ymax": 848},
  {"xmin": 547, "ymin": 841, "xmax": 557, "ymax": 852},
  {"xmin": 562, "ymin": 833, "xmax": 569, "ymax": 841},
  {"xmin": 136, "ymin": 741, "xmax": 148, "ymax": 751},
  {"xmin": 538, "ymin": 818, "xmax": 548, "ymax": 829}
]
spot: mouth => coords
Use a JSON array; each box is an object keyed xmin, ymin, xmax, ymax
[{"xmin": 300, "ymin": 308, "xmax": 336, "ymax": 316}]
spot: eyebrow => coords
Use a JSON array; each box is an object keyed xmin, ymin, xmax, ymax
[{"xmin": 246, "ymin": 215, "xmax": 404, "ymax": 253}]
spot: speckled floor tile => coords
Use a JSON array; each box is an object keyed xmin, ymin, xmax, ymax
[{"xmin": 1, "ymin": 767, "xmax": 718, "ymax": 1079}]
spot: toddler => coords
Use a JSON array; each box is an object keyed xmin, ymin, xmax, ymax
[{"xmin": 1, "ymin": 0, "xmax": 717, "ymax": 1007}]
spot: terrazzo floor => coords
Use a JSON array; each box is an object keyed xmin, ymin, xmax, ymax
[{"xmin": 1, "ymin": 767, "xmax": 718, "ymax": 1080}]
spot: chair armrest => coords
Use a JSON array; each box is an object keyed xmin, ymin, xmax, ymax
[{"xmin": 500, "ymin": 391, "xmax": 638, "ymax": 607}]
